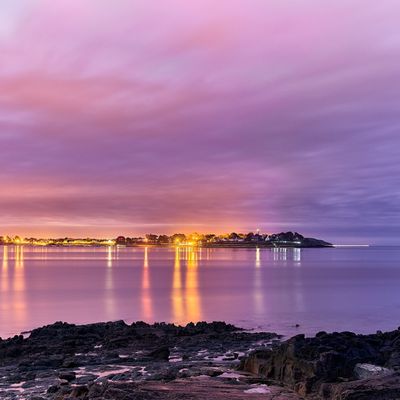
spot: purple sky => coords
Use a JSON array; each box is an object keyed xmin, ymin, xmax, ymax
[{"xmin": 0, "ymin": 1, "xmax": 400, "ymax": 243}]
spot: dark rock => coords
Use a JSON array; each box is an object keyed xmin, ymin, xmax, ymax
[
  {"xmin": 59, "ymin": 371, "xmax": 76, "ymax": 381},
  {"xmin": 47, "ymin": 384, "xmax": 60, "ymax": 393},
  {"xmin": 88, "ymin": 381, "xmax": 148, "ymax": 399},
  {"xmin": 321, "ymin": 372, "xmax": 400, "ymax": 399},
  {"xmin": 354, "ymin": 363, "xmax": 392, "ymax": 380},
  {"xmin": 23, "ymin": 371, "xmax": 37, "ymax": 381},
  {"xmin": 62, "ymin": 358, "xmax": 77, "ymax": 368},
  {"xmin": 149, "ymin": 346, "xmax": 170, "ymax": 361},
  {"xmin": 71, "ymin": 385, "xmax": 89, "ymax": 398},
  {"xmin": 241, "ymin": 328, "xmax": 400, "ymax": 397},
  {"xmin": 0, "ymin": 320, "xmax": 279, "ymax": 398}
]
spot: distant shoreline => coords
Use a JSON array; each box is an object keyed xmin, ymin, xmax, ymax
[
  {"xmin": 0, "ymin": 242, "xmax": 333, "ymax": 249},
  {"xmin": 0, "ymin": 231, "xmax": 333, "ymax": 248}
]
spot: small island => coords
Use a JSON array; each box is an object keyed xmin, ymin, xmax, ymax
[{"xmin": 0, "ymin": 231, "xmax": 332, "ymax": 248}]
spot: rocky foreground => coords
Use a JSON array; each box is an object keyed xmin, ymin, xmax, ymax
[
  {"xmin": 241, "ymin": 328, "xmax": 400, "ymax": 399},
  {"xmin": 0, "ymin": 322, "xmax": 400, "ymax": 399},
  {"xmin": 0, "ymin": 321, "xmax": 294, "ymax": 399}
]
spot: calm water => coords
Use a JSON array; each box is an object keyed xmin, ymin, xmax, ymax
[{"xmin": 1, "ymin": 245, "xmax": 400, "ymax": 338}]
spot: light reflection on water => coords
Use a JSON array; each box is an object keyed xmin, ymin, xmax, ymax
[
  {"xmin": 105, "ymin": 246, "xmax": 115, "ymax": 318},
  {"xmin": 183, "ymin": 246, "xmax": 201, "ymax": 323},
  {"xmin": 1, "ymin": 246, "xmax": 27, "ymax": 332},
  {"xmin": 254, "ymin": 248, "xmax": 264, "ymax": 316},
  {"xmin": 1, "ymin": 245, "xmax": 400, "ymax": 338},
  {"xmin": 1, "ymin": 246, "xmax": 8, "ymax": 293},
  {"xmin": 172, "ymin": 247, "xmax": 184, "ymax": 324},
  {"xmin": 141, "ymin": 247, "xmax": 153, "ymax": 320}
]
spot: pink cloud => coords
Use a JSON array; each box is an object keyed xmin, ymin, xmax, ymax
[{"xmin": 0, "ymin": 1, "xmax": 399, "ymax": 242}]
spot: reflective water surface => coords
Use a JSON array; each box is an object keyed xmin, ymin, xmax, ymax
[{"xmin": 1, "ymin": 245, "xmax": 400, "ymax": 338}]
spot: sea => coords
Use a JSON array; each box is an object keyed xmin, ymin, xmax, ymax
[{"xmin": 1, "ymin": 245, "xmax": 399, "ymax": 339}]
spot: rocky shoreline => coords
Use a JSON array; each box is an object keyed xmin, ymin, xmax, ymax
[
  {"xmin": 241, "ymin": 329, "xmax": 400, "ymax": 399},
  {"xmin": 0, "ymin": 321, "xmax": 294, "ymax": 399},
  {"xmin": 0, "ymin": 322, "xmax": 399, "ymax": 399}
]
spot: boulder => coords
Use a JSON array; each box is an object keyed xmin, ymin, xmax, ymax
[
  {"xmin": 321, "ymin": 372, "xmax": 400, "ymax": 399},
  {"xmin": 149, "ymin": 346, "xmax": 170, "ymax": 361},
  {"xmin": 354, "ymin": 363, "xmax": 392, "ymax": 380},
  {"xmin": 58, "ymin": 370, "xmax": 76, "ymax": 382}
]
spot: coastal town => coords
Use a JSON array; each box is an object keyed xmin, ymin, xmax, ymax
[{"xmin": 0, "ymin": 231, "xmax": 332, "ymax": 248}]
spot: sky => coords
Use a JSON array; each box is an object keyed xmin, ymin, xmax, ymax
[{"xmin": 0, "ymin": 0, "xmax": 399, "ymax": 244}]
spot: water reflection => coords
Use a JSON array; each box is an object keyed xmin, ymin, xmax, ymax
[
  {"xmin": 141, "ymin": 247, "xmax": 153, "ymax": 320},
  {"xmin": 13, "ymin": 246, "xmax": 25, "ymax": 291},
  {"xmin": 15, "ymin": 245, "xmax": 25, "ymax": 269},
  {"xmin": 171, "ymin": 246, "xmax": 202, "ymax": 324},
  {"xmin": 293, "ymin": 248, "xmax": 302, "ymax": 264},
  {"xmin": 273, "ymin": 247, "xmax": 287, "ymax": 261},
  {"xmin": 185, "ymin": 246, "xmax": 202, "ymax": 322},
  {"xmin": 143, "ymin": 246, "xmax": 149, "ymax": 269},
  {"xmin": 172, "ymin": 247, "xmax": 184, "ymax": 323},
  {"xmin": 272, "ymin": 247, "xmax": 302, "ymax": 263},
  {"xmin": 1, "ymin": 246, "xmax": 9, "ymax": 292},
  {"xmin": 107, "ymin": 246, "xmax": 113, "ymax": 268},
  {"xmin": 105, "ymin": 246, "xmax": 115, "ymax": 317},
  {"xmin": 254, "ymin": 248, "xmax": 264, "ymax": 315},
  {"xmin": 255, "ymin": 247, "xmax": 261, "ymax": 268},
  {"xmin": 1, "ymin": 246, "xmax": 27, "ymax": 329}
]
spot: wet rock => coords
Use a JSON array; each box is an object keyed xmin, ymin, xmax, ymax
[
  {"xmin": 149, "ymin": 346, "xmax": 170, "ymax": 361},
  {"xmin": 88, "ymin": 381, "xmax": 147, "ymax": 399},
  {"xmin": 240, "ymin": 349, "xmax": 272, "ymax": 375},
  {"xmin": 241, "ymin": 328, "xmax": 400, "ymax": 398},
  {"xmin": 62, "ymin": 358, "xmax": 77, "ymax": 369},
  {"xmin": 354, "ymin": 363, "xmax": 392, "ymax": 380},
  {"xmin": 321, "ymin": 372, "xmax": 400, "ymax": 399},
  {"xmin": 58, "ymin": 371, "xmax": 76, "ymax": 382},
  {"xmin": 66, "ymin": 385, "xmax": 89, "ymax": 398},
  {"xmin": 0, "ymin": 320, "xmax": 280, "ymax": 399},
  {"xmin": 75, "ymin": 374, "xmax": 97, "ymax": 384},
  {"xmin": 47, "ymin": 384, "xmax": 60, "ymax": 394}
]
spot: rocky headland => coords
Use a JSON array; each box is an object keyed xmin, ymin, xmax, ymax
[{"xmin": 1, "ymin": 321, "xmax": 399, "ymax": 399}]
